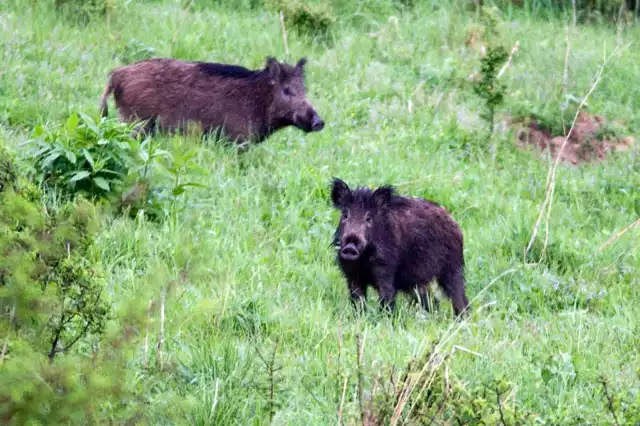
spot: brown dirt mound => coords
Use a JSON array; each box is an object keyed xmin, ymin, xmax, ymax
[{"xmin": 511, "ymin": 112, "xmax": 634, "ymax": 166}]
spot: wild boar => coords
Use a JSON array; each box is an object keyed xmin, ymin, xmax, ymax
[
  {"xmin": 330, "ymin": 178, "xmax": 469, "ymax": 317},
  {"xmin": 99, "ymin": 57, "xmax": 324, "ymax": 145}
]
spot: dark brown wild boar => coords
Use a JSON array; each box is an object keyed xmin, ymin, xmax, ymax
[
  {"xmin": 330, "ymin": 178, "xmax": 469, "ymax": 317},
  {"xmin": 99, "ymin": 57, "xmax": 324, "ymax": 145}
]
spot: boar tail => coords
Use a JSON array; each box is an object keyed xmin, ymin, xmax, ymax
[{"xmin": 99, "ymin": 75, "xmax": 113, "ymax": 118}]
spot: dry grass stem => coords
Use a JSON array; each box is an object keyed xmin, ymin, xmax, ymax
[
  {"xmin": 598, "ymin": 218, "xmax": 640, "ymax": 252},
  {"xmin": 156, "ymin": 291, "xmax": 166, "ymax": 370},
  {"xmin": 390, "ymin": 268, "xmax": 519, "ymax": 425},
  {"xmin": 143, "ymin": 299, "xmax": 153, "ymax": 369},
  {"xmin": 524, "ymin": 42, "xmax": 627, "ymax": 262},
  {"xmin": 496, "ymin": 40, "xmax": 520, "ymax": 80},
  {"xmin": 0, "ymin": 304, "xmax": 16, "ymax": 364},
  {"xmin": 280, "ymin": 11, "xmax": 289, "ymax": 56},
  {"xmin": 563, "ymin": 25, "xmax": 572, "ymax": 97},
  {"xmin": 338, "ymin": 375, "xmax": 348, "ymax": 425}
]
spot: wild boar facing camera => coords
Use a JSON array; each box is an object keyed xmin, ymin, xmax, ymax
[{"xmin": 330, "ymin": 178, "xmax": 469, "ymax": 317}]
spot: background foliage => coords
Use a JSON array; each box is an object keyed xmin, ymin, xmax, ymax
[{"xmin": 0, "ymin": 0, "xmax": 639, "ymax": 424}]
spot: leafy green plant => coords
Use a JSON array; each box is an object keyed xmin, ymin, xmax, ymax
[
  {"xmin": 0, "ymin": 142, "xmax": 17, "ymax": 193},
  {"xmin": 117, "ymin": 139, "xmax": 206, "ymax": 221},
  {"xmin": 268, "ymin": 0, "xmax": 336, "ymax": 38},
  {"xmin": 116, "ymin": 38, "xmax": 156, "ymax": 65},
  {"xmin": 25, "ymin": 112, "xmax": 139, "ymax": 199},
  {"xmin": 0, "ymin": 167, "xmax": 140, "ymax": 423},
  {"xmin": 0, "ymin": 191, "xmax": 109, "ymax": 359},
  {"xmin": 54, "ymin": 0, "xmax": 116, "ymax": 22},
  {"xmin": 364, "ymin": 347, "xmax": 541, "ymax": 424},
  {"xmin": 473, "ymin": 45, "xmax": 509, "ymax": 139}
]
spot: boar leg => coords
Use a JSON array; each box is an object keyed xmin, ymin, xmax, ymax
[
  {"xmin": 438, "ymin": 269, "xmax": 469, "ymax": 317},
  {"xmin": 348, "ymin": 278, "xmax": 367, "ymax": 313},
  {"xmin": 372, "ymin": 270, "xmax": 397, "ymax": 314},
  {"xmin": 416, "ymin": 284, "xmax": 439, "ymax": 313}
]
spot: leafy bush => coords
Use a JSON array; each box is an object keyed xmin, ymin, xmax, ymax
[
  {"xmin": 0, "ymin": 151, "xmax": 151, "ymax": 423},
  {"xmin": 267, "ymin": 0, "xmax": 336, "ymax": 38},
  {"xmin": 364, "ymin": 347, "xmax": 542, "ymax": 424},
  {"xmin": 25, "ymin": 112, "xmax": 139, "ymax": 200},
  {"xmin": 54, "ymin": 0, "xmax": 116, "ymax": 22},
  {"xmin": 116, "ymin": 38, "xmax": 156, "ymax": 65},
  {"xmin": 473, "ymin": 45, "xmax": 509, "ymax": 138},
  {"xmin": 0, "ymin": 190, "xmax": 109, "ymax": 357},
  {"xmin": 117, "ymin": 138, "xmax": 207, "ymax": 221},
  {"xmin": 0, "ymin": 142, "xmax": 17, "ymax": 193}
]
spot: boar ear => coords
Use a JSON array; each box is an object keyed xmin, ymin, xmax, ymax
[
  {"xmin": 265, "ymin": 57, "xmax": 280, "ymax": 81},
  {"xmin": 373, "ymin": 185, "xmax": 394, "ymax": 208},
  {"xmin": 331, "ymin": 178, "xmax": 351, "ymax": 209},
  {"xmin": 295, "ymin": 57, "xmax": 307, "ymax": 74}
]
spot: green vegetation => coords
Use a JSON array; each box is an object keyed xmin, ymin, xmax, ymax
[
  {"xmin": 26, "ymin": 112, "xmax": 139, "ymax": 198},
  {"xmin": 1, "ymin": 0, "xmax": 639, "ymax": 424}
]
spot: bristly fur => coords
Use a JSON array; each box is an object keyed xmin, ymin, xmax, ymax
[
  {"xmin": 329, "ymin": 178, "xmax": 469, "ymax": 317},
  {"xmin": 99, "ymin": 56, "xmax": 323, "ymax": 144},
  {"xmin": 195, "ymin": 62, "xmax": 260, "ymax": 79}
]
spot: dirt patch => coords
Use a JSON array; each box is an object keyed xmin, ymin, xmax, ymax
[{"xmin": 510, "ymin": 112, "xmax": 634, "ymax": 166}]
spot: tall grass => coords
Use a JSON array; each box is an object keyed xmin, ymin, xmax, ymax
[{"xmin": 0, "ymin": 0, "xmax": 639, "ymax": 423}]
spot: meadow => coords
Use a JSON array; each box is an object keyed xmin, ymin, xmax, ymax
[{"xmin": 0, "ymin": 0, "xmax": 639, "ymax": 424}]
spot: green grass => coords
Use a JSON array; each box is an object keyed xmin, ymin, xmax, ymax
[{"xmin": 1, "ymin": 0, "xmax": 639, "ymax": 424}]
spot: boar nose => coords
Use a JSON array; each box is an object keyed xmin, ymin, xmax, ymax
[
  {"xmin": 311, "ymin": 113, "xmax": 324, "ymax": 131},
  {"xmin": 340, "ymin": 235, "xmax": 362, "ymax": 261}
]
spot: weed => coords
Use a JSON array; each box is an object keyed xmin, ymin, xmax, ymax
[
  {"xmin": 473, "ymin": 45, "xmax": 509, "ymax": 139},
  {"xmin": 268, "ymin": 0, "xmax": 336, "ymax": 38},
  {"xmin": 25, "ymin": 112, "xmax": 139, "ymax": 200}
]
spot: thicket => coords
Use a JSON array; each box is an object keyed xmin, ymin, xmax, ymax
[{"xmin": 0, "ymin": 141, "xmax": 129, "ymax": 423}]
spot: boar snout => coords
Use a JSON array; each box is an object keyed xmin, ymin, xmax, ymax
[
  {"xmin": 294, "ymin": 107, "xmax": 324, "ymax": 132},
  {"xmin": 311, "ymin": 112, "xmax": 324, "ymax": 131},
  {"xmin": 340, "ymin": 235, "xmax": 364, "ymax": 261}
]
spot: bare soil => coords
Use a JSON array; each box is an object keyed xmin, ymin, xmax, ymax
[{"xmin": 510, "ymin": 112, "xmax": 634, "ymax": 166}]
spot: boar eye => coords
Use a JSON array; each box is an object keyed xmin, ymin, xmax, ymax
[
  {"xmin": 365, "ymin": 215, "xmax": 373, "ymax": 225},
  {"xmin": 283, "ymin": 87, "xmax": 293, "ymax": 97},
  {"xmin": 342, "ymin": 211, "xmax": 349, "ymax": 219}
]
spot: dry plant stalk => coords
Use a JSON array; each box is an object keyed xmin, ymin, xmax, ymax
[
  {"xmin": 356, "ymin": 328, "xmax": 368, "ymax": 425},
  {"xmin": 337, "ymin": 375, "xmax": 349, "ymax": 425},
  {"xmin": 0, "ymin": 304, "xmax": 16, "ymax": 364},
  {"xmin": 156, "ymin": 291, "xmax": 166, "ymax": 369},
  {"xmin": 280, "ymin": 11, "xmax": 289, "ymax": 56},
  {"xmin": 524, "ymin": 42, "xmax": 627, "ymax": 262},
  {"xmin": 143, "ymin": 299, "xmax": 153, "ymax": 369},
  {"xmin": 563, "ymin": 25, "xmax": 572, "ymax": 97},
  {"xmin": 598, "ymin": 218, "xmax": 640, "ymax": 252},
  {"xmin": 389, "ymin": 269, "xmax": 519, "ymax": 425},
  {"xmin": 496, "ymin": 40, "xmax": 520, "ymax": 80}
]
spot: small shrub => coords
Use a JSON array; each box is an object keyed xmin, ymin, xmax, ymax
[
  {"xmin": 25, "ymin": 112, "xmax": 139, "ymax": 200},
  {"xmin": 268, "ymin": 0, "xmax": 336, "ymax": 38},
  {"xmin": 364, "ymin": 347, "xmax": 541, "ymax": 424},
  {"xmin": 0, "ymin": 172, "xmax": 142, "ymax": 424},
  {"xmin": 0, "ymin": 191, "xmax": 109, "ymax": 359},
  {"xmin": 54, "ymin": 0, "xmax": 116, "ymax": 22},
  {"xmin": 473, "ymin": 45, "xmax": 509, "ymax": 138},
  {"xmin": 117, "ymin": 38, "xmax": 156, "ymax": 65},
  {"xmin": 117, "ymin": 138, "xmax": 206, "ymax": 221},
  {"xmin": 0, "ymin": 142, "xmax": 17, "ymax": 193}
]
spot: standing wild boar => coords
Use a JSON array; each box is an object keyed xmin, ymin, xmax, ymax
[
  {"xmin": 99, "ymin": 57, "xmax": 324, "ymax": 145},
  {"xmin": 330, "ymin": 178, "xmax": 469, "ymax": 317}
]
